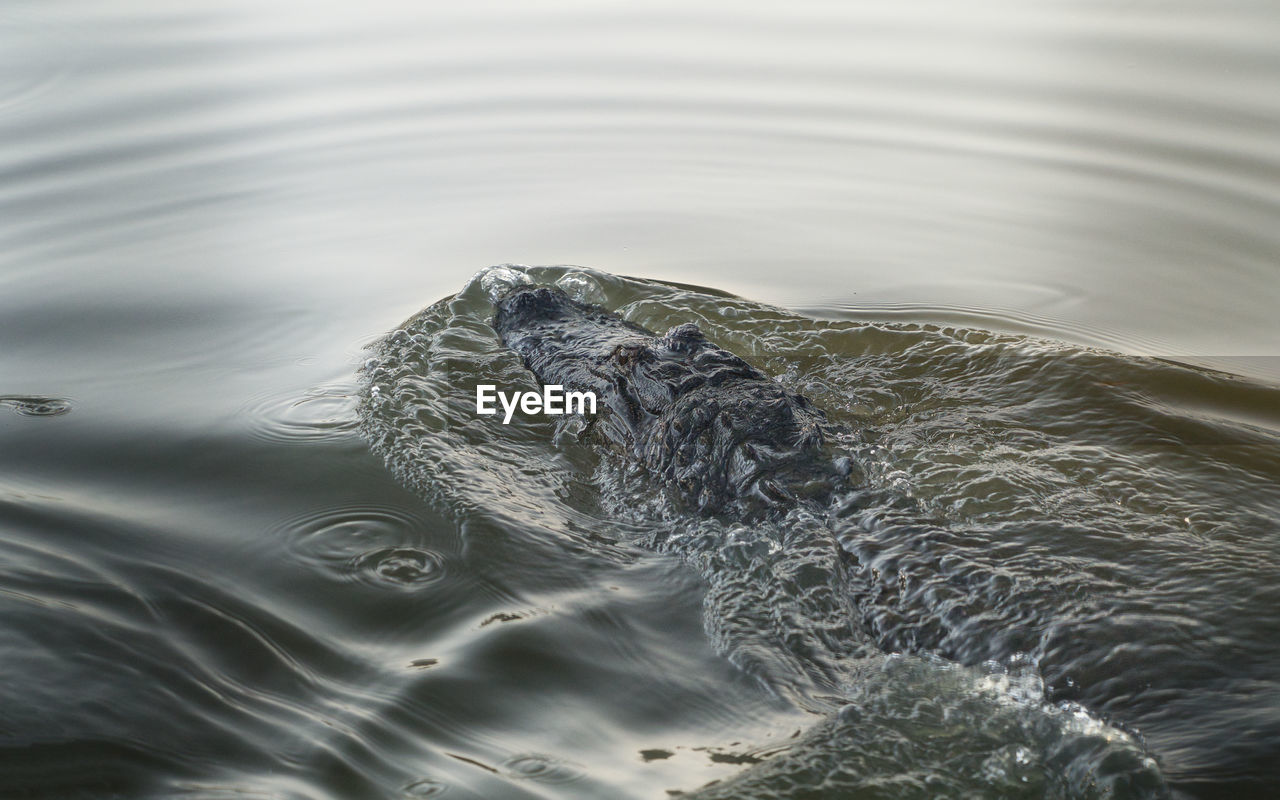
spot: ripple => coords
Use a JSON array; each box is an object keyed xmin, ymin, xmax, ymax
[
  {"xmin": 499, "ymin": 754, "xmax": 584, "ymax": 785},
  {"xmin": 0, "ymin": 395, "xmax": 72, "ymax": 417},
  {"xmin": 402, "ymin": 778, "xmax": 448, "ymax": 797},
  {"xmin": 241, "ymin": 385, "xmax": 359, "ymax": 445},
  {"xmin": 280, "ymin": 504, "xmax": 432, "ymax": 579},
  {"xmin": 0, "ymin": 13, "xmax": 76, "ymax": 112},
  {"xmin": 350, "ymin": 546, "xmax": 446, "ymax": 590}
]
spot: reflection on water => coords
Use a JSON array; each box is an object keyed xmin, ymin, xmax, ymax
[{"xmin": 1, "ymin": 1, "xmax": 1278, "ymax": 798}]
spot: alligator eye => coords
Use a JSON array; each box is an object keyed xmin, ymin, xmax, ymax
[
  {"xmin": 499, "ymin": 286, "xmax": 571, "ymax": 321},
  {"xmin": 612, "ymin": 343, "xmax": 647, "ymax": 366},
  {"xmin": 662, "ymin": 323, "xmax": 706, "ymax": 353}
]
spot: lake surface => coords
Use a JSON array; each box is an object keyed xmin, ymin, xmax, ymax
[{"xmin": 2, "ymin": 1, "xmax": 1278, "ymax": 798}]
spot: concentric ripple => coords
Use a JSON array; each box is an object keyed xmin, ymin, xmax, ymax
[
  {"xmin": 279, "ymin": 504, "xmax": 434, "ymax": 581},
  {"xmin": 350, "ymin": 546, "xmax": 446, "ymax": 590},
  {"xmin": 0, "ymin": 395, "xmax": 72, "ymax": 417},
  {"xmin": 499, "ymin": 753, "xmax": 585, "ymax": 785},
  {"xmin": 241, "ymin": 385, "xmax": 360, "ymax": 445}
]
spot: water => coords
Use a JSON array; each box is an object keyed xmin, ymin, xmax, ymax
[{"xmin": 1, "ymin": 1, "xmax": 1278, "ymax": 798}]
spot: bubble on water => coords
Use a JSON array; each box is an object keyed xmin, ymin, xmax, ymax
[
  {"xmin": 479, "ymin": 265, "xmax": 532, "ymax": 303},
  {"xmin": 554, "ymin": 271, "xmax": 607, "ymax": 305}
]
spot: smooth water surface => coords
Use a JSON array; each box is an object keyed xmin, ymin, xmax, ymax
[{"xmin": 2, "ymin": 2, "xmax": 1278, "ymax": 798}]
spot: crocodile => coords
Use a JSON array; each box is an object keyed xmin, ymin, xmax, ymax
[
  {"xmin": 491, "ymin": 284, "xmax": 851, "ymax": 518},
  {"xmin": 486, "ymin": 281, "xmax": 1169, "ymax": 798}
]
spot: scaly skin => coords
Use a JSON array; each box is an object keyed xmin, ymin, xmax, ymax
[{"xmin": 492, "ymin": 285, "xmax": 848, "ymax": 517}]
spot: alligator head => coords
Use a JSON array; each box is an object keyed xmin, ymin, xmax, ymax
[{"xmin": 493, "ymin": 285, "xmax": 846, "ymax": 515}]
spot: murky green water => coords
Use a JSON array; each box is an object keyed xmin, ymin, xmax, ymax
[{"xmin": 2, "ymin": 2, "xmax": 1278, "ymax": 798}]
